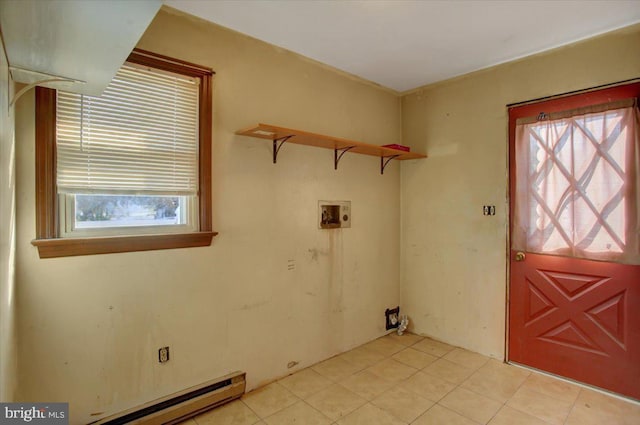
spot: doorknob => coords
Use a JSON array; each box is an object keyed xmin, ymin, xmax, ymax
[{"xmin": 515, "ymin": 252, "xmax": 526, "ymax": 262}]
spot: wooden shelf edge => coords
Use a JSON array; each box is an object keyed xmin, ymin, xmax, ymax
[
  {"xmin": 32, "ymin": 231, "xmax": 218, "ymax": 258},
  {"xmin": 236, "ymin": 123, "xmax": 427, "ymax": 160}
]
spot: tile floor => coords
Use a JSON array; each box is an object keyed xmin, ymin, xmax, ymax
[{"xmin": 180, "ymin": 333, "xmax": 640, "ymax": 425}]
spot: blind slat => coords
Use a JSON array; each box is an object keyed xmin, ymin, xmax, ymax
[{"xmin": 56, "ymin": 62, "xmax": 200, "ymax": 194}]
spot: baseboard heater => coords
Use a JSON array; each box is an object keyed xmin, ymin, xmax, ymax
[{"xmin": 90, "ymin": 371, "xmax": 245, "ymax": 425}]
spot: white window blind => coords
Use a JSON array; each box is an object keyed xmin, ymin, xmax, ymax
[{"xmin": 56, "ymin": 63, "xmax": 199, "ymax": 195}]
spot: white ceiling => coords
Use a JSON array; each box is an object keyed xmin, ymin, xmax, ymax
[{"xmin": 166, "ymin": 0, "xmax": 640, "ymax": 93}]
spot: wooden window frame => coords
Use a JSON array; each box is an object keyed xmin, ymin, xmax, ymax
[{"xmin": 32, "ymin": 49, "xmax": 217, "ymax": 258}]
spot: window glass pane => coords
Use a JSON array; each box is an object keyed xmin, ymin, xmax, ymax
[
  {"xmin": 513, "ymin": 106, "xmax": 638, "ymax": 263},
  {"xmin": 74, "ymin": 194, "xmax": 186, "ymax": 229}
]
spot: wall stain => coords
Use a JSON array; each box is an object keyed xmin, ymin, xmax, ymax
[
  {"xmin": 327, "ymin": 229, "xmax": 345, "ymax": 350},
  {"xmin": 238, "ymin": 300, "xmax": 269, "ymax": 311},
  {"xmin": 308, "ymin": 247, "xmax": 328, "ymax": 262}
]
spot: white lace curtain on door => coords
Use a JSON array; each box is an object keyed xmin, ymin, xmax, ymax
[{"xmin": 513, "ymin": 100, "xmax": 640, "ymax": 265}]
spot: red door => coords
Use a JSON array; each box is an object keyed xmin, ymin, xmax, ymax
[{"xmin": 508, "ymin": 83, "xmax": 640, "ymax": 400}]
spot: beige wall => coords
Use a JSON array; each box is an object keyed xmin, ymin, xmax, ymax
[
  {"xmin": 400, "ymin": 24, "xmax": 640, "ymax": 358},
  {"xmin": 0, "ymin": 34, "xmax": 17, "ymax": 401},
  {"xmin": 14, "ymin": 8, "xmax": 402, "ymax": 423}
]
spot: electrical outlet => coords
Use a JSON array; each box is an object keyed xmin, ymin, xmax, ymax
[
  {"xmin": 385, "ymin": 306, "xmax": 400, "ymax": 330},
  {"xmin": 158, "ymin": 346, "xmax": 170, "ymax": 363},
  {"xmin": 483, "ymin": 205, "xmax": 496, "ymax": 216}
]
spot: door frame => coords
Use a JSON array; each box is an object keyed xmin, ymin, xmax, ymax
[{"xmin": 505, "ymin": 81, "xmax": 640, "ymax": 365}]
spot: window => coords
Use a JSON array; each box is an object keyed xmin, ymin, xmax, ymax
[
  {"xmin": 32, "ymin": 49, "xmax": 216, "ymax": 258},
  {"xmin": 512, "ymin": 93, "xmax": 640, "ymax": 265}
]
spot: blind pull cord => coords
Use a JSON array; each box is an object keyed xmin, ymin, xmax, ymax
[{"xmin": 80, "ymin": 94, "xmax": 84, "ymax": 152}]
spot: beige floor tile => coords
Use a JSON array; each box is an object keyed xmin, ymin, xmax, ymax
[
  {"xmin": 263, "ymin": 401, "xmax": 332, "ymax": 425},
  {"xmin": 195, "ymin": 400, "xmax": 260, "ymax": 425},
  {"xmin": 392, "ymin": 348, "xmax": 438, "ymax": 369},
  {"xmin": 312, "ymin": 356, "xmax": 365, "ymax": 382},
  {"xmin": 339, "ymin": 370, "xmax": 394, "ymax": 400},
  {"xmin": 565, "ymin": 389, "xmax": 640, "ymax": 425},
  {"xmin": 371, "ymin": 386, "xmax": 434, "ymax": 423},
  {"xmin": 400, "ymin": 371, "xmax": 457, "ymax": 402},
  {"xmin": 366, "ymin": 358, "xmax": 418, "ymax": 383},
  {"xmin": 423, "ymin": 358, "xmax": 475, "ymax": 384},
  {"xmin": 412, "ymin": 338, "xmax": 456, "ymax": 357},
  {"xmin": 336, "ymin": 403, "xmax": 406, "ymax": 425},
  {"xmin": 439, "ymin": 387, "xmax": 502, "ymax": 424},
  {"xmin": 242, "ymin": 383, "xmax": 299, "ymax": 418},
  {"xmin": 306, "ymin": 384, "xmax": 367, "ymax": 421},
  {"xmin": 521, "ymin": 372, "xmax": 581, "ymax": 404},
  {"xmin": 339, "ymin": 346, "xmax": 386, "ymax": 368},
  {"xmin": 507, "ymin": 386, "xmax": 572, "ymax": 425},
  {"xmin": 362, "ymin": 337, "xmax": 406, "ymax": 357},
  {"xmin": 443, "ymin": 348, "xmax": 490, "ymax": 370},
  {"xmin": 384, "ymin": 332, "xmax": 424, "ymax": 347},
  {"xmin": 461, "ymin": 359, "xmax": 529, "ymax": 403},
  {"xmin": 488, "ymin": 406, "xmax": 548, "ymax": 425},
  {"xmin": 181, "ymin": 420, "xmax": 198, "ymax": 425},
  {"xmin": 278, "ymin": 368, "xmax": 333, "ymax": 399},
  {"xmin": 413, "ymin": 404, "xmax": 480, "ymax": 425},
  {"xmin": 213, "ymin": 339, "xmax": 640, "ymax": 425}
]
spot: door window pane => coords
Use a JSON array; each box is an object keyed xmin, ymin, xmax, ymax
[{"xmin": 513, "ymin": 105, "xmax": 639, "ymax": 264}]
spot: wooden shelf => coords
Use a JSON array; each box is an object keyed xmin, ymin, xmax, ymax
[{"xmin": 236, "ymin": 123, "xmax": 427, "ymax": 174}]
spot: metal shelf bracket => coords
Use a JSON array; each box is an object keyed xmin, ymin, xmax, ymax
[
  {"xmin": 273, "ymin": 135, "xmax": 294, "ymax": 163},
  {"xmin": 334, "ymin": 146, "xmax": 356, "ymax": 170},
  {"xmin": 380, "ymin": 154, "xmax": 400, "ymax": 175}
]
